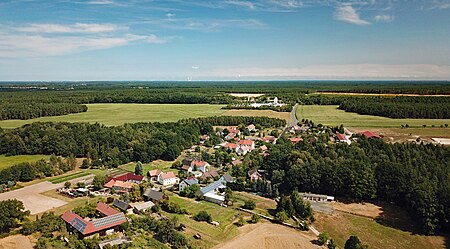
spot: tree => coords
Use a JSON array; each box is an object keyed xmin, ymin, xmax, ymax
[
  {"xmin": 275, "ymin": 211, "xmax": 289, "ymax": 222},
  {"xmin": 318, "ymin": 233, "xmax": 329, "ymax": 246},
  {"xmin": 236, "ymin": 216, "xmax": 246, "ymax": 227},
  {"xmin": 135, "ymin": 161, "xmax": 144, "ymax": 176},
  {"xmin": 194, "ymin": 211, "xmax": 212, "ymax": 223},
  {"xmin": 328, "ymin": 239, "xmax": 337, "ymax": 249},
  {"xmin": 224, "ymin": 188, "xmax": 235, "ymax": 206},
  {"xmin": 92, "ymin": 175, "xmax": 106, "ymax": 190},
  {"xmin": 344, "ymin": 235, "xmax": 365, "ymax": 249},
  {"xmin": 250, "ymin": 214, "xmax": 260, "ymax": 223},
  {"xmin": 0, "ymin": 199, "xmax": 29, "ymax": 232},
  {"xmin": 64, "ymin": 181, "xmax": 71, "ymax": 189},
  {"xmin": 242, "ymin": 200, "xmax": 256, "ymax": 210},
  {"xmin": 81, "ymin": 158, "xmax": 90, "ymax": 169}
]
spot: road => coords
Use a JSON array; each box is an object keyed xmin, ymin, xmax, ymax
[{"xmin": 290, "ymin": 103, "xmax": 299, "ymax": 127}]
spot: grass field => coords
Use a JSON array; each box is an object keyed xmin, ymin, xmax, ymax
[
  {"xmin": 314, "ymin": 211, "xmax": 446, "ymax": 249},
  {"xmin": 0, "ymin": 104, "xmax": 226, "ymax": 129},
  {"xmin": 296, "ymin": 105, "xmax": 450, "ymax": 128},
  {"xmin": 119, "ymin": 160, "xmax": 177, "ymax": 175},
  {"xmin": 48, "ymin": 171, "xmax": 91, "ymax": 184},
  {"xmin": 0, "ymin": 154, "xmax": 49, "ymax": 170},
  {"xmin": 222, "ymin": 109, "xmax": 291, "ymax": 122}
]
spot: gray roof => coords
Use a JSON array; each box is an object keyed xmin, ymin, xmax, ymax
[
  {"xmin": 221, "ymin": 173, "xmax": 233, "ymax": 183},
  {"xmin": 183, "ymin": 178, "xmax": 198, "ymax": 186},
  {"xmin": 132, "ymin": 201, "xmax": 155, "ymax": 211},
  {"xmin": 112, "ymin": 199, "xmax": 129, "ymax": 211},
  {"xmin": 143, "ymin": 189, "xmax": 164, "ymax": 201},
  {"xmin": 199, "ymin": 180, "xmax": 225, "ymax": 195}
]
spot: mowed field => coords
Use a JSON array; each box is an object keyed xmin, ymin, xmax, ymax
[
  {"xmin": 222, "ymin": 109, "xmax": 291, "ymax": 122},
  {"xmin": 0, "ymin": 154, "xmax": 49, "ymax": 170},
  {"xmin": 296, "ymin": 105, "xmax": 450, "ymax": 128},
  {"xmin": 0, "ymin": 104, "xmax": 226, "ymax": 129}
]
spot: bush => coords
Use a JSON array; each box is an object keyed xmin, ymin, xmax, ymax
[
  {"xmin": 236, "ymin": 216, "xmax": 246, "ymax": 227},
  {"xmin": 275, "ymin": 211, "xmax": 289, "ymax": 222},
  {"xmin": 318, "ymin": 233, "xmax": 329, "ymax": 246},
  {"xmin": 249, "ymin": 214, "xmax": 260, "ymax": 223},
  {"xmin": 242, "ymin": 200, "xmax": 256, "ymax": 210},
  {"xmin": 64, "ymin": 181, "xmax": 71, "ymax": 189},
  {"xmin": 161, "ymin": 201, "xmax": 188, "ymax": 214},
  {"xmin": 194, "ymin": 211, "xmax": 212, "ymax": 223}
]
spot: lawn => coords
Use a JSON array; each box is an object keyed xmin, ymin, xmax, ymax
[
  {"xmin": 296, "ymin": 105, "xmax": 450, "ymax": 128},
  {"xmin": 0, "ymin": 103, "xmax": 226, "ymax": 129},
  {"xmin": 166, "ymin": 194, "xmax": 241, "ymax": 249},
  {"xmin": 314, "ymin": 212, "xmax": 447, "ymax": 249},
  {"xmin": 0, "ymin": 154, "xmax": 49, "ymax": 170},
  {"xmin": 119, "ymin": 160, "xmax": 177, "ymax": 175}
]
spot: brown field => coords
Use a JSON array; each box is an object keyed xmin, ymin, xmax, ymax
[
  {"xmin": 214, "ymin": 222, "xmax": 320, "ymax": 249},
  {"xmin": 222, "ymin": 109, "xmax": 291, "ymax": 122},
  {"xmin": 315, "ymin": 92, "xmax": 450, "ymax": 97},
  {"xmin": 348, "ymin": 127, "xmax": 450, "ymax": 143},
  {"xmin": 314, "ymin": 202, "xmax": 447, "ymax": 249},
  {"xmin": 0, "ymin": 235, "xmax": 33, "ymax": 249}
]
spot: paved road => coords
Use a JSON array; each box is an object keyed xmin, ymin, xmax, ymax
[
  {"xmin": 290, "ymin": 103, "xmax": 299, "ymax": 127},
  {"xmin": 0, "ymin": 174, "xmax": 94, "ymax": 215}
]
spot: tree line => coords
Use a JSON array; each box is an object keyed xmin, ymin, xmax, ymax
[{"xmin": 262, "ymin": 136, "xmax": 450, "ymax": 235}]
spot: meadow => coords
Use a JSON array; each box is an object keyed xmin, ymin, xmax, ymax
[
  {"xmin": 296, "ymin": 105, "xmax": 450, "ymax": 128},
  {"xmin": 0, "ymin": 103, "xmax": 226, "ymax": 129},
  {"xmin": 0, "ymin": 154, "xmax": 49, "ymax": 170}
]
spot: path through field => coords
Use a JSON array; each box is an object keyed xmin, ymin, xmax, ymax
[{"xmin": 0, "ymin": 174, "xmax": 94, "ymax": 214}]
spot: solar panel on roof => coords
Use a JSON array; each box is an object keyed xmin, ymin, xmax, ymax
[
  {"xmin": 72, "ymin": 217, "xmax": 88, "ymax": 233},
  {"xmin": 92, "ymin": 213, "xmax": 126, "ymax": 228}
]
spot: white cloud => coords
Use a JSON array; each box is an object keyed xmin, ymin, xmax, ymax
[
  {"xmin": 191, "ymin": 66, "xmax": 199, "ymax": 69},
  {"xmin": 334, "ymin": 4, "xmax": 371, "ymax": 25},
  {"xmin": 213, "ymin": 64, "xmax": 450, "ymax": 79},
  {"xmin": 147, "ymin": 18, "xmax": 266, "ymax": 31},
  {"xmin": 16, "ymin": 23, "xmax": 123, "ymax": 34},
  {"xmin": 269, "ymin": 0, "xmax": 303, "ymax": 8},
  {"xmin": 225, "ymin": 0, "xmax": 256, "ymax": 9},
  {"xmin": 85, "ymin": 0, "xmax": 116, "ymax": 5},
  {"xmin": 166, "ymin": 13, "xmax": 176, "ymax": 18},
  {"xmin": 374, "ymin": 14, "xmax": 394, "ymax": 22}
]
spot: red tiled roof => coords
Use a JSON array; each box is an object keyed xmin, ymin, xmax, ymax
[
  {"xmin": 160, "ymin": 172, "xmax": 177, "ymax": 179},
  {"xmin": 261, "ymin": 136, "xmax": 276, "ymax": 142},
  {"xmin": 181, "ymin": 165, "xmax": 192, "ymax": 171},
  {"xmin": 289, "ymin": 137, "xmax": 303, "ymax": 144},
  {"xmin": 260, "ymin": 145, "xmax": 268, "ymax": 150},
  {"xmin": 232, "ymin": 159, "xmax": 242, "ymax": 166},
  {"xmin": 104, "ymin": 179, "xmax": 134, "ymax": 189},
  {"xmin": 61, "ymin": 209, "xmax": 126, "ymax": 236},
  {"xmin": 191, "ymin": 160, "xmax": 208, "ymax": 167},
  {"xmin": 361, "ymin": 131, "xmax": 381, "ymax": 139},
  {"xmin": 148, "ymin": 169, "xmax": 162, "ymax": 177},
  {"xmin": 113, "ymin": 173, "xmax": 144, "ymax": 182},
  {"xmin": 224, "ymin": 142, "xmax": 238, "ymax": 149},
  {"xmin": 336, "ymin": 134, "xmax": 348, "ymax": 141},
  {"xmin": 96, "ymin": 202, "xmax": 120, "ymax": 216},
  {"xmin": 239, "ymin": 140, "xmax": 254, "ymax": 146}
]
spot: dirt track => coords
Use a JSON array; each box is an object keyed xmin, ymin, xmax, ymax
[{"xmin": 214, "ymin": 223, "xmax": 321, "ymax": 249}]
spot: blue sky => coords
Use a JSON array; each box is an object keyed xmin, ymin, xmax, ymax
[{"xmin": 0, "ymin": 0, "xmax": 449, "ymax": 80}]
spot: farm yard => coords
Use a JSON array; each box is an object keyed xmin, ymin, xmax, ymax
[{"xmin": 0, "ymin": 103, "xmax": 226, "ymax": 129}]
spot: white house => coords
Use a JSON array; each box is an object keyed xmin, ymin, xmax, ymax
[
  {"xmin": 190, "ymin": 160, "xmax": 210, "ymax": 173},
  {"xmin": 158, "ymin": 172, "xmax": 179, "ymax": 186},
  {"xmin": 179, "ymin": 178, "xmax": 199, "ymax": 191}
]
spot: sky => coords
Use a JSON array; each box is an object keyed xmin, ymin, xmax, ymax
[{"xmin": 0, "ymin": 0, "xmax": 449, "ymax": 81}]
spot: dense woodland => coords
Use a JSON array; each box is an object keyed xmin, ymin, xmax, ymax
[{"xmin": 261, "ymin": 137, "xmax": 450, "ymax": 235}]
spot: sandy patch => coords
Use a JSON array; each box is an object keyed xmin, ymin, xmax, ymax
[
  {"xmin": 214, "ymin": 223, "xmax": 320, "ymax": 249},
  {"xmin": 0, "ymin": 235, "xmax": 33, "ymax": 249},
  {"xmin": 431, "ymin": 138, "xmax": 450, "ymax": 145},
  {"xmin": 333, "ymin": 202, "xmax": 382, "ymax": 219}
]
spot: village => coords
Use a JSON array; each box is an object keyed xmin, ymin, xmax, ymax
[{"xmin": 51, "ymin": 118, "xmax": 382, "ymax": 248}]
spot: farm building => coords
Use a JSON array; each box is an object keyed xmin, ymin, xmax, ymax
[
  {"xmin": 147, "ymin": 169, "xmax": 162, "ymax": 182},
  {"xmin": 104, "ymin": 180, "xmax": 134, "ymax": 193},
  {"xmin": 112, "ymin": 199, "xmax": 131, "ymax": 213},
  {"xmin": 131, "ymin": 201, "xmax": 155, "ymax": 214},
  {"xmin": 335, "ymin": 134, "xmax": 351, "ymax": 145},
  {"xmin": 61, "ymin": 202, "xmax": 127, "ymax": 238},
  {"xmin": 196, "ymin": 175, "xmax": 233, "ymax": 204},
  {"xmin": 300, "ymin": 193, "xmax": 334, "ymax": 202},
  {"xmin": 361, "ymin": 131, "xmax": 381, "ymax": 139},
  {"xmin": 143, "ymin": 189, "xmax": 167, "ymax": 203},
  {"xmin": 158, "ymin": 172, "xmax": 179, "ymax": 186}
]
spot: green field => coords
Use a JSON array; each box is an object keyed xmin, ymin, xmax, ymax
[
  {"xmin": 0, "ymin": 154, "xmax": 49, "ymax": 170},
  {"xmin": 48, "ymin": 171, "xmax": 92, "ymax": 184},
  {"xmin": 119, "ymin": 160, "xmax": 177, "ymax": 175},
  {"xmin": 296, "ymin": 105, "xmax": 450, "ymax": 128},
  {"xmin": 0, "ymin": 104, "xmax": 226, "ymax": 129}
]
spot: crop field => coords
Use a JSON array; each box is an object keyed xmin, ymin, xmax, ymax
[
  {"xmin": 0, "ymin": 154, "xmax": 49, "ymax": 170},
  {"xmin": 0, "ymin": 104, "xmax": 226, "ymax": 129},
  {"xmin": 296, "ymin": 105, "xmax": 450, "ymax": 128},
  {"xmin": 222, "ymin": 109, "xmax": 291, "ymax": 122}
]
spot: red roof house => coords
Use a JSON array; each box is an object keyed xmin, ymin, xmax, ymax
[
  {"xmin": 112, "ymin": 173, "xmax": 144, "ymax": 183},
  {"xmin": 289, "ymin": 137, "xmax": 303, "ymax": 144},
  {"xmin": 223, "ymin": 142, "xmax": 238, "ymax": 150},
  {"xmin": 96, "ymin": 202, "xmax": 120, "ymax": 216},
  {"xmin": 361, "ymin": 131, "xmax": 381, "ymax": 139}
]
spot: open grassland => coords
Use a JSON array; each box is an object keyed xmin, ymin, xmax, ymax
[
  {"xmin": 48, "ymin": 171, "xmax": 91, "ymax": 184},
  {"xmin": 296, "ymin": 105, "xmax": 450, "ymax": 128},
  {"xmin": 0, "ymin": 154, "xmax": 49, "ymax": 170},
  {"xmin": 0, "ymin": 104, "xmax": 226, "ymax": 129},
  {"xmin": 222, "ymin": 109, "xmax": 291, "ymax": 122},
  {"xmin": 166, "ymin": 194, "xmax": 241, "ymax": 249},
  {"xmin": 314, "ymin": 203, "xmax": 447, "ymax": 249}
]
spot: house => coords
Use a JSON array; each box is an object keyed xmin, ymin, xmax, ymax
[
  {"xmin": 289, "ymin": 137, "xmax": 303, "ymax": 145},
  {"xmin": 225, "ymin": 132, "xmax": 237, "ymax": 140},
  {"xmin": 223, "ymin": 142, "xmax": 238, "ymax": 150},
  {"xmin": 111, "ymin": 173, "xmax": 144, "ymax": 184},
  {"xmin": 143, "ymin": 189, "xmax": 166, "ymax": 203},
  {"xmin": 361, "ymin": 131, "xmax": 381, "ymax": 139},
  {"xmin": 158, "ymin": 172, "xmax": 179, "ymax": 186},
  {"xmin": 247, "ymin": 124, "xmax": 256, "ymax": 132},
  {"xmin": 261, "ymin": 136, "xmax": 277, "ymax": 144},
  {"xmin": 248, "ymin": 169, "xmax": 262, "ymax": 182},
  {"xmin": 104, "ymin": 180, "xmax": 134, "ymax": 193},
  {"xmin": 181, "ymin": 164, "xmax": 193, "ymax": 172},
  {"xmin": 238, "ymin": 140, "xmax": 255, "ymax": 150},
  {"xmin": 191, "ymin": 160, "xmax": 210, "ymax": 173},
  {"xmin": 131, "ymin": 201, "xmax": 155, "ymax": 214},
  {"xmin": 200, "ymin": 135, "xmax": 210, "ymax": 140},
  {"xmin": 200, "ymin": 170, "xmax": 220, "ymax": 181},
  {"xmin": 61, "ymin": 203, "xmax": 127, "ymax": 238},
  {"xmin": 112, "ymin": 199, "xmax": 131, "ymax": 213},
  {"xmin": 259, "ymin": 145, "xmax": 268, "ymax": 151},
  {"xmin": 179, "ymin": 178, "xmax": 199, "ymax": 191},
  {"xmin": 148, "ymin": 169, "xmax": 162, "ymax": 182},
  {"xmin": 227, "ymin": 127, "xmax": 240, "ymax": 135},
  {"xmin": 336, "ymin": 134, "xmax": 351, "ymax": 145},
  {"xmin": 220, "ymin": 173, "xmax": 234, "ymax": 183},
  {"xmin": 236, "ymin": 145, "xmax": 252, "ymax": 155},
  {"xmin": 300, "ymin": 193, "xmax": 335, "ymax": 202}
]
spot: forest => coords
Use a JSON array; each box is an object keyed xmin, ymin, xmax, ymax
[{"xmin": 261, "ymin": 136, "xmax": 450, "ymax": 235}]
